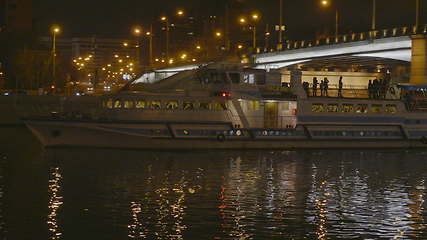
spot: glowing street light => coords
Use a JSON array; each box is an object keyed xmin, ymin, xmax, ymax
[
  {"xmin": 238, "ymin": 13, "xmax": 260, "ymax": 49},
  {"xmin": 320, "ymin": 0, "xmax": 339, "ymax": 38},
  {"xmin": 252, "ymin": 14, "xmax": 259, "ymax": 20},
  {"xmin": 215, "ymin": 31, "xmax": 222, "ymax": 38},
  {"xmin": 177, "ymin": 9, "xmax": 184, "ymax": 16},
  {"xmin": 51, "ymin": 25, "xmax": 61, "ymax": 87},
  {"xmin": 123, "ymin": 42, "xmax": 129, "ymax": 47},
  {"xmin": 146, "ymin": 25, "xmax": 154, "ymax": 66},
  {"xmin": 161, "ymin": 16, "xmax": 170, "ymax": 59},
  {"xmin": 321, "ymin": 0, "xmax": 329, "ymax": 6},
  {"xmin": 133, "ymin": 26, "xmax": 142, "ymax": 36}
]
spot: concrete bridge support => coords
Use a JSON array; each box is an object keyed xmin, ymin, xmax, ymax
[{"xmin": 410, "ymin": 34, "xmax": 427, "ymax": 85}]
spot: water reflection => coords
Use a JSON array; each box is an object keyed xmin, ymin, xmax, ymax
[
  {"xmin": 47, "ymin": 166, "xmax": 63, "ymax": 240},
  {"xmin": 127, "ymin": 162, "xmax": 205, "ymax": 239},
  {"xmin": 4, "ymin": 148, "xmax": 427, "ymax": 239},
  {"xmin": 0, "ymin": 155, "xmax": 5, "ymax": 236},
  {"xmin": 305, "ymin": 151, "xmax": 427, "ymax": 239}
]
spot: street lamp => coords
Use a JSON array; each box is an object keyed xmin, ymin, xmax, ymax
[
  {"xmin": 51, "ymin": 25, "xmax": 60, "ymax": 88},
  {"xmin": 239, "ymin": 13, "xmax": 260, "ymax": 49},
  {"xmin": 251, "ymin": 14, "xmax": 260, "ymax": 49},
  {"xmin": 160, "ymin": 16, "xmax": 170, "ymax": 59},
  {"xmin": 372, "ymin": 0, "xmax": 376, "ymax": 31},
  {"xmin": 320, "ymin": 0, "xmax": 339, "ymax": 38},
  {"xmin": 132, "ymin": 26, "xmax": 142, "ymax": 69},
  {"xmin": 146, "ymin": 27, "xmax": 153, "ymax": 67}
]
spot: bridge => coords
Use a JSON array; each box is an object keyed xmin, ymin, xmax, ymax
[{"xmin": 135, "ymin": 25, "xmax": 427, "ymax": 85}]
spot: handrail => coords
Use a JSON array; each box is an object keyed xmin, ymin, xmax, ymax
[{"xmin": 258, "ymin": 24, "xmax": 427, "ymax": 54}]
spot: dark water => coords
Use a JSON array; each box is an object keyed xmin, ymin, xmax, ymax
[{"xmin": 1, "ymin": 127, "xmax": 427, "ymax": 240}]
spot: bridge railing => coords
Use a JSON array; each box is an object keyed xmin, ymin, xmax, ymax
[{"xmin": 257, "ymin": 24, "xmax": 427, "ymax": 54}]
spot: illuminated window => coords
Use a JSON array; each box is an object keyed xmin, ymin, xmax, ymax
[
  {"xmin": 106, "ymin": 99, "xmax": 113, "ymax": 109},
  {"xmin": 150, "ymin": 101, "xmax": 161, "ymax": 110},
  {"xmin": 124, "ymin": 101, "xmax": 134, "ymax": 109},
  {"xmin": 135, "ymin": 101, "xmax": 146, "ymax": 109},
  {"xmin": 355, "ymin": 104, "xmax": 368, "ymax": 113},
  {"xmin": 312, "ymin": 104, "xmax": 325, "ymax": 112},
  {"xmin": 250, "ymin": 101, "xmax": 260, "ymax": 111},
  {"xmin": 166, "ymin": 101, "xmax": 179, "ymax": 110},
  {"xmin": 114, "ymin": 100, "xmax": 122, "ymax": 108},
  {"xmin": 212, "ymin": 102, "xmax": 227, "ymax": 111},
  {"xmin": 183, "ymin": 102, "xmax": 195, "ymax": 110},
  {"xmin": 341, "ymin": 104, "xmax": 354, "ymax": 113},
  {"xmin": 371, "ymin": 104, "xmax": 383, "ymax": 113},
  {"xmin": 243, "ymin": 74, "xmax": 255, "ymax": 84},
  {"xmin": 327, "ymin": 104, "xmax": 339, "ymax": 112},
  {"xmin": 385, "ymin": 104, "xmax": 397, "ymax": 114}
]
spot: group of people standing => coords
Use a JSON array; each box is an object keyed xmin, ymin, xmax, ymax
[
  {"xmin": 368, "ymin": 78, "xmax": 390, "ymax": 99},
  {"xmin": 303, "ymin": 76, "xmax": 344, "ymax": 97}
]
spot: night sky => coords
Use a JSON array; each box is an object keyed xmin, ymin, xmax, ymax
[{"xmin": 34, "ymin": 0, "xmax": 424, "ymax": 40}]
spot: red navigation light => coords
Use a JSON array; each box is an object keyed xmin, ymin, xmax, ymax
[{"xmin": 218, "ymin": 92, "xmax": 231, "ymax": 97}]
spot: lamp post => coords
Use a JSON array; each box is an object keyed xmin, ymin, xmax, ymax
[
  {"xmin": 416, "ymin": 0, "xmax": 420, "ymax": 28},
  {"xmin": 132, "ymin": 26, "xmax": 142, "ymax": 71},
  {"xmin": 146, "ymin": 25, "xmax": 153, "ymax": 67},
  {"xmin": 239, "ymin": 13, "xmax": 260, "ymax": 50},
  {"xmin": 372, "ymin": 0, "xmax": 376, "ymax": 31},
  {"xmin": 279, "ymin": 0, "xmax": 283, "ymax": 47},
  {"xmin": 161, "ymin": 16, "xmax": 170, "ymax": 60},
  {"xmin": 321, "ymin": 0, "xmax": 339, "ymax": 38},
  {"xmin": 51, "ymin": 25, "xmax": 60, "ymax": 88},
  {"xmin": 160, "ymin": 10, "xmax": 185, "ymax": 61}
]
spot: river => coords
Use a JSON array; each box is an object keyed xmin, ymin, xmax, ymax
[{"xmin": 0, "ymin": 127, "xmax": 426, "ymax": 239}]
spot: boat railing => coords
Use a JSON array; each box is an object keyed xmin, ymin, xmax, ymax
[{"xmin": 306, "ymin": 87, "xmax": 368, "ymax": 99}]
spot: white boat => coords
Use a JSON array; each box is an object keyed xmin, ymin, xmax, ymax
[{"xmin": 24, "ymin": 63, "xmax": 427, "ymax": 149}]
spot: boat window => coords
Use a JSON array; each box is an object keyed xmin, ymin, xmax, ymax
[
  {"xmin": 114, "ymin": 99, "xmax": 122, "ymax": 108},
  {"xmin": 124, "ymin": 101, "xmax": 134, "ymax": 109},
  {"xmin": 326, "ymin": 104, "xmax": 339, "ymax": 112},
  {"xmin": 212, "ymin": 102, "xmax": 227, "ymax": 111},
  {"xmin": 385, "ymin": 104, "xmax": 397, "ymax": 114},
  {"xmin": 371, "ymin": 104, "xmax": 382, "ymax": 113},
  {"xmin": 229, "ymin": 73, "xmax": 241, "ymax": 84},
  {"xmin": 166, "ymin": 101, "xmax": 179, "ymax": 110},
  {"xmin": 211, "ymin": 72, "xmax": 227, "ymax": 84},
  {"xmin": 199, "ymin": 102, "xmax": 211, "ymax": 110},
  {"xmin": 250, "ymin": 101, "xmax": 260, "ymax": 111},
  {"xmin": 341, "ymin": 104, "xmax": 354, "ymax": 113},
  {"xmin": 106, "ymin": 99, "xmax": 113, "ymax": 109},
  {"xmin": 355, "ymin": 104, "xmax": 368, "ymax": 113},
  {"xmin": 183, "ymin": 102, "xmax": 195, "ymax": 110},
  {"xmin": 150, "ymin": 101, "xmax": 162, "ymax": 110},
  {"xmin": 135, "ymin": 101, "xmax": 146, "ymax": 109},
  {"xmin": 243, "ymin": 74, "xmax": 255, "ymax": 84},
  {"xmin": 312, "ymin": 104, "xmax": 324, "ymax": 112},
  {"xmin": 255, "ymin": 74, "xmax": 266, "ymax": 85}
]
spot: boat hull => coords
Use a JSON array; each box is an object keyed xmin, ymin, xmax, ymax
[{"xmin": 25, "ymin": 120, "xmax": 427, "ymax": 150}]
